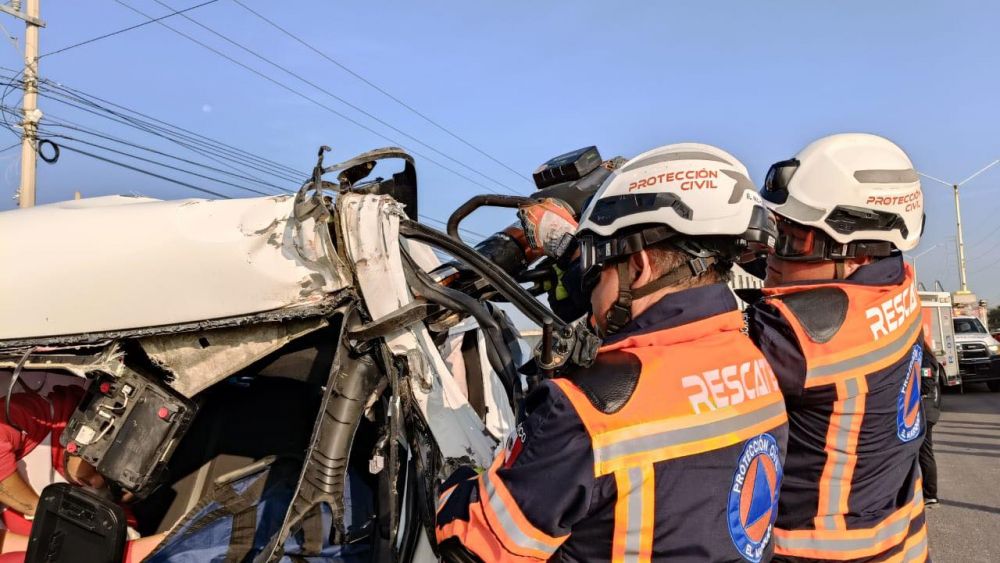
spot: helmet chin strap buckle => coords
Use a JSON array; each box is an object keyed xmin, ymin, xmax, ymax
[{"xmin": 688, "ymin": 256, "xmax": 711, "ymax": 277}]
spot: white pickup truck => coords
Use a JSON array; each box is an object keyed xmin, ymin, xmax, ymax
[{"xmin": 953, "ymin": 315, "xmax": 1000, "ymax": 391}]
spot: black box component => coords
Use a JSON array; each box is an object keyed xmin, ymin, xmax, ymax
[
  {"xmin": 62, "ymin": 369, "xmax": 197, "ymax": 498},
  {"xmin": 532, "ymin": 146, "xmax": 603, "ymax": 190},
  {"xmin": 25, "ymin": 483, "xmax": 127, "ymax": 563}
]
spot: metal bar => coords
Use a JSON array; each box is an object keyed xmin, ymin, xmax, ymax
[{"xmin": 0, "ymin": 4, "xmax": 45, "ymax": 27}]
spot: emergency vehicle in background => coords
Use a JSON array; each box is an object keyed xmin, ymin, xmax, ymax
[{"xmin": 919, "ymin": 290, "xmax": 960, "ymax": 388}]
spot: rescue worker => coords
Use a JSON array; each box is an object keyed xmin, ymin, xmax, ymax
[
  {"xmin": 436, "ymin": 143, "xmax": 789, "ymax": 562},
  {"xmin": 919, "ymin": 359, "xmax": 940, "ymax": 507},
  {"xmin": 747, "ymin": 133, "xmax": 929, "ymax": 561}
]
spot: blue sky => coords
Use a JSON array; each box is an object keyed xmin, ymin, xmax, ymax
[{"xmin": 1, "ymin": 1, "xmax": 999, "ymax": 301}]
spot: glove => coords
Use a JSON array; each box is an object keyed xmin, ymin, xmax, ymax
[{"xmin": 517, "ymin": 198, "xmax": 578, "ymax": 261}]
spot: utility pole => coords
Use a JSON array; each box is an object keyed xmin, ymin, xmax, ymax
[
  {"xmin": 952, "ymin": 183, "xmax": 968, "ymax": 293},
  {"xmin": 919, "ymin": 159, "xmax": 1000, "ymax": 294},
  {"xmin": 1, "ymin": 0, "xmax": 44, "ymax": 208}
]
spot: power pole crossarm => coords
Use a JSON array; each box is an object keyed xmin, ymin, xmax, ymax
[{"xmin": 0, "ymin": 3, "xmax": 44, "ymax": 27}]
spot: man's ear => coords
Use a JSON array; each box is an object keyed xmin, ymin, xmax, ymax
[{"xmin": 630, "ymin": 250, "xmax": 654, "ymax": 287}]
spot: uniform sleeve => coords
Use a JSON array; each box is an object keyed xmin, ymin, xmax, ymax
[
  {"xmin": 436, "ymin": 381, "xmax": 594, "ymax": 562},
  {"xmin": 748, "ymin": 302, "xmax": 808, "ymax": 398}
]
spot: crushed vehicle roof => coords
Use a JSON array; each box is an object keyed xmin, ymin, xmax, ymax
[{"xmin": 0, "ymin": 194, "xmax": 350, "ymax": 342}]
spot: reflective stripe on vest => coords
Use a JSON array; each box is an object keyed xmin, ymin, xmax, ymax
[
  {"xmin": 775, "ymin": 477, "xmax": 924, "ymax": 560},
  {"xmin": 612, "ymin": 465, "xmax": 655, "ymax": 563},
  {"xmin": 816, "ymin": 376, "xmax": 869, "ymax": 531},
  {"xmin": 554, "ymin": 310, "xmax": 788, "ymax": 562},
  {"xmin": 591, "ymin": 397, "xmax": 786, "ymax": 476},
  {"xmin": 478, "ymin": 455, "xmax": 568, "ymax": 559}
]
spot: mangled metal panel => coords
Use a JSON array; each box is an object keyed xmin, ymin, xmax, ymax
[
  {"xmin": 339, "ymin": 193, "xmax": 512, "ymax": 467},
  {"xmin": 0, "ymin": 194, "xmax": 350, "ymax": 342},
  {"xmin": 139, "ymin": 317, "xmax": 328, "ymax": 397}
]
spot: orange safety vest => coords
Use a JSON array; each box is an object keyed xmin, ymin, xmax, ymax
[
  {"xmin": 760, "ymin": 263, "xmax": 927, "ymax": 562},
  {"xmin": 553, "ymin": 310, "xmax": 788, "ymax": 562}
]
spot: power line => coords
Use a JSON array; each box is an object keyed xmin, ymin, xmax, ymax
[
  {"xmin": 39, "ymin": 131, "xmax": 274, "ymax": 196},
  {"xmin": 112, "ymin": 0, "xmax": 522, "ymax": 196},
  {"xmin": 39, "ymin": 0, "xmax": 220, "ymax": 59},
  {"xmin": 0, "ymin": 72, "xmax": 484, "ymax": 236},
  {"xmin": 0, "ymin": 73, "xmax": 302, "ymax": 192},
  {"xmin": 418, "ymin": 213, "xmax": 487, "ymax": 242},
  {"xmin": 57, "ymin": 142, "xmax": 230, "ymax": 199},
  {"xmin": 0, "ymin": 65, "xmax": 305, "ymax": 181},
  {"xmin": 147, "ymin": 0, "xmax": 525, "ymax": 195},
  {"xmin": 31, "ymin": 81, "xmax": 301, "ymax": 184},
  {"xmin": 38, "ymin": 111, "xmax": 290, "ymax": 192},
  {"xmin": 38, "ymin": 82, "xmax": 303, "ymax": 183},
  {"xmin": 229, "ymin": 0, "xmax": 531, "ymax": 184},
  {"xmin": 44, "ymin": 79, "xmax": 303, "ymax": 178}
]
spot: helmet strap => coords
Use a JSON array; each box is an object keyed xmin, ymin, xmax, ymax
[
  {"xmin": 834, "ymin": 260, "xmax": 847, "ymax": 280},
  {"xmin": 603, "ymin": 255, "xmax": 717, "ymax": 335},
  {"xmin": 605, "ymin": 261, "xmax": 634, "ymax": 335}
]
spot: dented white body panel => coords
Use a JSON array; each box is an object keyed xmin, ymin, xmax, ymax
[
  {"xmin": 0, "ymin": 195, "xmax": 349, "ymax": 341},
  {"xmin": 339, "ymin": 194, "xmax": 511, "ymax": 466}
]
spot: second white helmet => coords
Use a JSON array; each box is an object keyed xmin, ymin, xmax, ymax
[{"xmin": 761, "ymin": 133, "xmax": 923, "ymax": 254}]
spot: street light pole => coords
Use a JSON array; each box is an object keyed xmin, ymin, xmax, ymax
[
  {"xmin": 919, "ymin": 159, "xmax": 1000, "ymax": 294},
  {"xmin": 952, "ymin": 183, "xmax": 968, "ymax": 292}
]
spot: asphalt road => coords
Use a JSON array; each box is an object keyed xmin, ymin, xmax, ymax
[{"xmin": 925, "ymin": 383, "xmax": 1000, "ymax": 562}]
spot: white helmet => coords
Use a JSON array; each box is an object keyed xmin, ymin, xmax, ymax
[
  {"xmin": 576, "ymin": 142, "xmax": 776, "ymax": 332},
  {"xmin": 761, "ymin": 133, "xmax": 923, "ymax": 258}
]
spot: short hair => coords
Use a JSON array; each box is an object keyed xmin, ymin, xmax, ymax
[{"xmin": 642, "ymin": 240, "xmax": 730, "ymax": 287}]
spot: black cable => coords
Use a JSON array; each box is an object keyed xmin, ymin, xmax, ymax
[
  {"xmin": 0, "ymin": 68, "xmax": 302, "ymax": 181},
  {"xmin": 112, "ymin": 0, "xmax": 518, "ymax": 196},
  {"xmin": 0, "ymin": 72, "xmax": 304, "ymax": 185},
  {"xmin": 0, "ymin": 73, "xmax": 484, "ymax": 237},
  {"xmin": 150, "ymin": 0, "xmax": 525, "ymax": 195},
  {"xmin": 39, "ymin": 114, "xmax": 289, "ymax": 192},
  {"xmin": 42, "ymin": 79, "xmax": 303, "ymax": 178},
  {"xmin": 37, "ymin": 84, "xmax": 303, "ymax": 183},
  {"xmin": 56, "ymin": 141, "xmax": 231, "ymax": 199},
  {"xmin": 42, "ymin": 132, "xmax": 273, "ymax": 196},
  {"xmin": 229, "ymin": 0, "xmax": 531, "ymax": 184},
  {"xmin": 418, "ymin": 214, "xmax": 486, "ymax": 243},
  {"xmin": 39, "ymin": 0, "xmax": 220, "ymax": 59}
]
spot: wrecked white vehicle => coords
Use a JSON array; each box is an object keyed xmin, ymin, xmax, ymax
[{"xmin": 0, "ymin": 147, "xmax": 598, "ymax": 562}]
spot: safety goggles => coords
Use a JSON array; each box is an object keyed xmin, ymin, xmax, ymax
[
  {"xmin": 773, "ymin": 218, "xmax": 825, "ymax": 261},
  {"xmin": 773, "ymin": 216, "xmax": 894, "ymax": 261},
  {"xmin": 761, "ymin": 158, "xmax": 799, "ymax": 205}
]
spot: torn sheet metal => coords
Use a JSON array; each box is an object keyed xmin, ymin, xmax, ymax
[
  {"xmin": 339, "ymin": 193, "xmax": 499, "ymax": 466},
  {"xmin": 442, "ymin": 318, "xmax": 516, "ymax": 442},
  {"xmin": 0, "ymin": 194, "xmax": 349, "ymax": 341},
  {"xmin": 140, "ymin": 317, "xmax": 327, "ymax": 397},
  {"xmin": 0, "ymin": 343, "xmax": 125, "ymax": 379}
]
